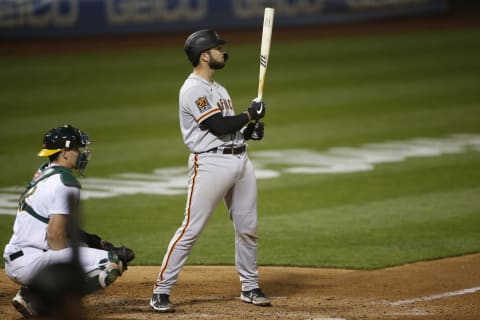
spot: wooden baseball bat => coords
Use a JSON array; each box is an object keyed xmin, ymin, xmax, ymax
[
  {"xmin": 257, "ymin": 7, "xmax": 275, "ymax": 102},
  {"xmin": 251, "ymin": 7, "xmax": 274, "ymax": 139}
]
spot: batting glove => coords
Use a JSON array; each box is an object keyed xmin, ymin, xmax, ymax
[
  {"xmin": 247, "ymin": 99, "xmax": 266, "ymax": 121},
  {"xmin": 244, "ymin": 121, "xmax": 264, "ymax": 140}
]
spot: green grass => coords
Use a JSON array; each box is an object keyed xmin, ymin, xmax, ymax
[{"xmin": 1, "ymin": 27, "xmax": 480, "ymax": 269}]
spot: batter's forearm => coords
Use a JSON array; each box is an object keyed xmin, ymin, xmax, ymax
[{"xmin": 203, "ymin": 112, "xmax": 250, "ymax": 136}]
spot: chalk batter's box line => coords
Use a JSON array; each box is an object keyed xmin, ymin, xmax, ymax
[{"xmin": 388, "ymin": 286, "xmax": 480, "ymax": 306}]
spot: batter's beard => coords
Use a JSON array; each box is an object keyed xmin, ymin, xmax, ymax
[
  {"xmin": 209, "ymin": 60, "xmax": 225, "ymax": 70},
  {"xmin": 209, "ymin": 53, "xmax": 228, "ymax": 70}
]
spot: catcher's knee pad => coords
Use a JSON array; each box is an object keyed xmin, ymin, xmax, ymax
[{"xmin": 86, "ymin": 251, "xmax": 124, "ymax": 291}]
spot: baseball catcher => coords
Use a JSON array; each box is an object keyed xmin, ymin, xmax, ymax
[{"xmin": 2, "ymin": 124, "xmax": 135, "ymax": 318}]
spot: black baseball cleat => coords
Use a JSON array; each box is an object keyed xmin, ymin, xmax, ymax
[
  {"xmin": 150, "ymin": 293, "xmax": 175, "ymax": 313},
  {"xmin": 11, "ymin": 287, "xmax": 36, "ymax": 318},
  {"xmin": 240, "ymin": 288, "xmax": 271, "ymax": 306}
]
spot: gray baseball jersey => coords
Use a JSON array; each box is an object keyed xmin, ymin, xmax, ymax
[{"xmin": 179, "ymin": 73, "xmax": 244, "ymax": 153}]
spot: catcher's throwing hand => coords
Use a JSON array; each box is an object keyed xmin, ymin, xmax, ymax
[{"xmin": 244, "ymin": 121, "xmax": 264, "ymax": 140}]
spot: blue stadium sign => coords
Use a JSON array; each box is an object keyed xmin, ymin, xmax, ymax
[{"xmin": 0, "ymin": 0, "xmax": 448, "ymax": 38}]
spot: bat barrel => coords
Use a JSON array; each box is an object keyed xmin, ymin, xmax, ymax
[{"xmin": 257, "ymin": 7, "xmax": 274, "ymax": 101}]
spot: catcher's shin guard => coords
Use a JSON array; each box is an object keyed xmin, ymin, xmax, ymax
[{"xmin": 86, "ymin": 251, "xmax": 125, "ymax": 292}]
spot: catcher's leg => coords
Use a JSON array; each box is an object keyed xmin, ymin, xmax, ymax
[{"xmin": 81, "ymin": 248, "xmax": 125, "ymax": 292}]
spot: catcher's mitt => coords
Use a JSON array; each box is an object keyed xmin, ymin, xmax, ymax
[
  {"xmin": 100, "ymin": 240, "xmax": 136, "ymax": 268},
  {"xmin": 78, "ymin": 230, "xmax": 136, "ymax": 268}
]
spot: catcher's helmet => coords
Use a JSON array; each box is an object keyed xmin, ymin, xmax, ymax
[
  {"xmin": 184, "ymin": 29, "xmax": 227, "ymax": 66},
  {"xmin": 38, "ymin": 124, "xmax": 90, "ymax": 157}
]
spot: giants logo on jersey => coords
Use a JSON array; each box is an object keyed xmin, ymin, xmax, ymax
[
  {"xmin": 195, "ymin": 96, "xmax": 211, "ymax": 113},
  {"xmin": 217, "ymin": 99, "xmax": 234, "ymax": 114}
]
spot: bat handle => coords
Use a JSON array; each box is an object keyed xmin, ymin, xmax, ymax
[
  {"xmin": 250, "ymin": 96, "xmax": 263, "ymax": 140},
  {"xmin": 253, "ymin": 96, "xmax": 262, "ymax": 123},
  {"xmin": 251, "ymin": 122, "xmax": 261, "ymax": 140}
]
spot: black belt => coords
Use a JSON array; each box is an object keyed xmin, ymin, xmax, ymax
[
  {"xmin": 9, "ymin": 250, "xmax": 24, "ymax": 261},
  {"xmin": 207, "ymin": 145, "xmax": 246, "ymax": 155}
]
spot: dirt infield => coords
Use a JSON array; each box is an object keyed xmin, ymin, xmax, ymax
[{"xmin": 1, "ymin": 253, "xmax": 479, "ymax": 319}]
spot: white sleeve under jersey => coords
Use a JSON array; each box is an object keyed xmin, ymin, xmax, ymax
[{"xmin": 179, "ymin": 73, "xmax": 245, "ymax": 153}]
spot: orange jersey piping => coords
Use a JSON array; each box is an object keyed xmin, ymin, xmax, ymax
[
  {"xmin": 197, "ymin": 108, "xmax": 221, "ymax": 123},
  {"xmin": 159, "ymin": 154, "xmax": 199, "ymax": 282}
]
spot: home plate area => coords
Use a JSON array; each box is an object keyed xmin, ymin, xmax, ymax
[{"xmin": 2, "ymin": 254, "xmax": 478, "ymax": 319}]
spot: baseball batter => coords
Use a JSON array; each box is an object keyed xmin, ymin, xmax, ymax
[
  {"xmin": 150, "ymin": 29, "xmax": 270, "ymax": 312},
  {"xmin": 3, "ymin": 125, "xmax": 135, "ymax": 318}
]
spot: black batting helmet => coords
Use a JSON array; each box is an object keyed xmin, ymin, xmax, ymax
[{"xmin": 184, "ymin": 29, "xmax": 227, "ymax": 66}]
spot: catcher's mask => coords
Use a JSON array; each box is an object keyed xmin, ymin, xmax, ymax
[
  {"xmin": 38, "ymin": 124, "xmax": 91, "ymax": 174},
  {"xmin": 184, "ymin": 29, "xmax": 228, "ymax": 67}
]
